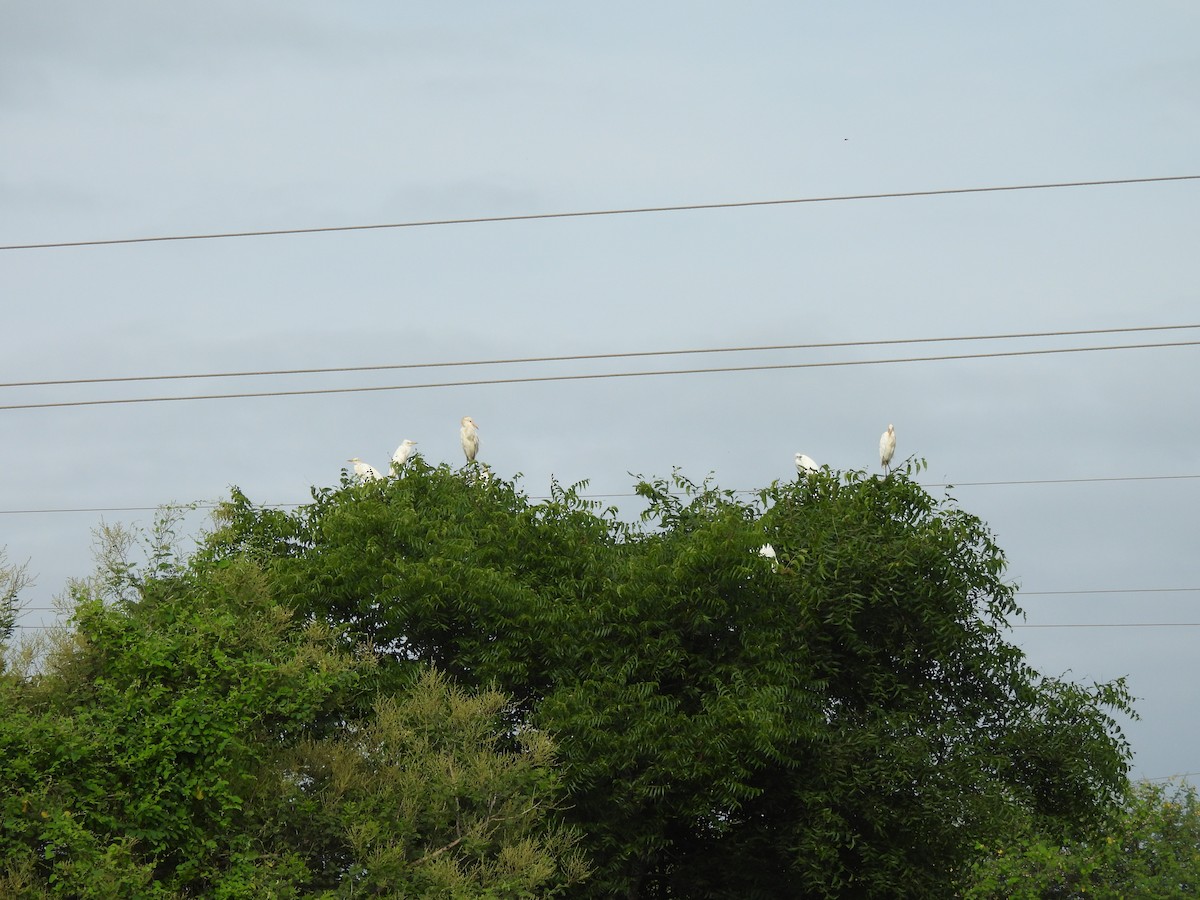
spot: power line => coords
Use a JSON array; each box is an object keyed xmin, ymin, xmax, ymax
[
  {"xmin": 4, "ymin": 323, "xmax": 1196, "ymax": 390},
  {"xmin": 3, "ymin": 339, "xmax": 1198, "ymax": 412},
  {"xmin": 552, "ymin": 474, "xmax": 1200, "ymax": 498},
  {"xmin": 927, "ymin": 474, "xmax": 1200, "ymax": 488},
  {"xmin": 11, "ymin": 588, "xmax": 1198, "ymax": 611},
  {"xmin": 13, "ymin": 619, "xmax": 1200, "ymax": 630},
  {"xmin": 1, "ymin": 473, "xmax": 1197, "ymax": 516},
  {"xmin": 1019, "ymin": 588, "xmax": 1200, "ymax": 596},
  {"xmin": 0, "ymin": 502, "xmax": 295, "ymax": 516},
  {"xmin": 1011, "ymin": 623, "xmax": 1200, "ymax": 629},
  {"xmin": 2, "ymin": 174, "xmax": 1197, "ymax": 252}
]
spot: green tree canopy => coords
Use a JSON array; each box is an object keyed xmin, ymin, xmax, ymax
[
  {"xmin": 0, "ymin": 531, "xmax": 586, "ymax": 897},
  {"xmin": 965, "ymin": 779, "xmax": 1200, "ymax": 898},
  {"xmin": 0, "ymin": 550, "xmax": 32, "ymax": 661},
  {"xmin": 196, "ymin": 460, "xmax": 1134, "ymax": 898}
]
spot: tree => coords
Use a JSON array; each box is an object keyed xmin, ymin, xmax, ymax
[
  {"xmin": 274, "ymin": 669, "xmax": 588, "ymax": 897},
  {"xmin": 965, "ymin": 779, "xmax": 1200, "ymax": 898},
  {"xmin": 0, "ymin": 519, "xmax": 587, "ymax": 897},
  {"xmin": 0, "ymin": 549, "xmax": 33, "ymax": 662},
  {"xmin": 200, "ymin": 460, "xmax": 1134, "ymax": 897}
]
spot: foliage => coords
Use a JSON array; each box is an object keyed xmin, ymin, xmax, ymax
[
  {"xmin": 964, "ymin": 779, "xmax": 1200, "ymax": 898},
  {"xmin": 198, "ymin": 459, "xmax": 1134, "ymax": 898},
  {"xmin": 274, "ymin": 669, "xmax": 590, "ymax": 897},
  {"xmin": 0, "ymin": 515, "xmax": 586, "ymax": 897},
  {"xmin": 0, "ymin": 549, "xmax": 33, "ymax": 658}
]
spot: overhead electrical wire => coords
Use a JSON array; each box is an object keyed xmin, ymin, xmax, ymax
[
  {"xmin": 3, "ymin": 323, "xmax": 1197, "ymax": 391},
  {"xmin": 13, "ymin": 619, "xmax": 1200, "ymax": 631},
  {"xmin": 2, "ymin": 174, "xmax": 1197, "ymax": 252},
  {"xmin": 1011, "ymin": 623, "xmax": 1200, "ymax": 629},
  {"xmin": 1, "ymin": 473, "xmax": 1197, "ymax": 516},
  {"xmin": 927, "ymin": 474, "xmax": 1200, "ymax": 488},
  {"xmin": 535, "ymin": 474, "xmax": 1200, "ymax": 499},
  {"xmin": 0, "ymin": 504, "xmax": 235, "ymax": 516},
  {"xmin": 1019, "ymin": 588, "xmax": 1200, "ymax": 596},
  {"xmin": 2, "ymin": 338, "xmax": 1198, "ymax": 412},
  {"xmin": 11, "ymin": 587, "xmax": 1198, "ymax": 611}
]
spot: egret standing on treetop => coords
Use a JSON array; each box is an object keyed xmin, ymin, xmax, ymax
[
  {"xmin": 879, "ymin": 424, "xmax": 896, "ymax": 475},
  {"xmin": 348, "ymin": 457, "xmax": 384, "ymax": 481},
  {"xmin": 460, "ymin": 417, "xmax": 479, "ymax": 464},
  {"xmin": 795, "ymin": 453, "xmax": 819, "ymax": 475},
  {"xmin": 390, "ymin": 440, "xmax": 417, "ymax": 474}
]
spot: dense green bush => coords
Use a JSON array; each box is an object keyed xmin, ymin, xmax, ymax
[
  {"xmin": 965, "ymin": 779, "xmax": 1200, "ymax": 899},
  {"xmin": 0, "ymin": 535, "xmax": 585, "ymax": 897}
]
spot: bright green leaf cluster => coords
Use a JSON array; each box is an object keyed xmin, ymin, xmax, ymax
[
  {"xmin": 0, "ymin": 517, "xmax": 586, "ymax": 897},
  {"xmin": 965, "ymin": 779, "xmax": 1200, "ymax": 898}
]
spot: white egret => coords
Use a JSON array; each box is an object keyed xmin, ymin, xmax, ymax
[
  {"xmin": 879, "ymin": 424, "xmax": 896, "ymax": 475},
  {"xmin": 390, "ymin": 439, "xmax": 417, "ymax": 474},
  {"xmin": 758, "ymin": 543, "xmax": 779, "ymax": 572},
  {"xmin": 460, "ymin": 416, "xmax": 479, "ymax": 464},
  {"xmin": 795, "ymin": 453, "xmax": 819, "ymax": 475},
  {"xmin": 348, "ymin": 457, "xmax": 384, "ymax": 481}
]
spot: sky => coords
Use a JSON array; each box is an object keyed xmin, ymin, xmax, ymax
[{"xmin": 2, "ymin": 3, "xmax": 1198, "ymax": 782}]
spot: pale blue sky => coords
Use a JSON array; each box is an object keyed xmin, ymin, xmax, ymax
[{"xmin": 2, "ymin": 3, "xmax": 1198, "ymax": 782}]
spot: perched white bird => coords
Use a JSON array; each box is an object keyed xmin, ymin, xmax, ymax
[
  {"xmin": 348, "ymin": 457, "xmax": 384, "ymax": 481},
  {"xmin": 390, "ymin": 440, "xmax": 418, "ymax": 474},
  {"xmin": 879, "ymin": 424, "xmax": 896, "ymax": 475},
  {"xmin": 460, "ymin": 416, "xmax": 479, "ymax": 464},
  {"xmin": 795, "ymin": 453, "xmax": 819, "ymax": 475},
  {"xmin": 758, "ymin": 543, "xmax": 777, "ymax": 560}
]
